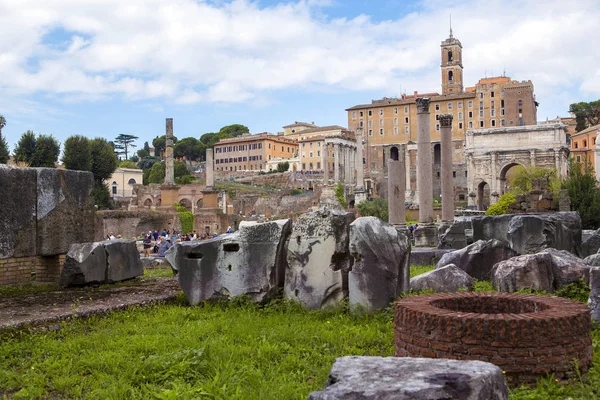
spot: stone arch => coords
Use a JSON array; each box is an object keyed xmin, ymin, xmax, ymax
[
  {"xmin": 143, "ymin": 198, "xmax": 153, "ymax": 208},
  {"xmin": 390, "ymin": 146, "xmax": 399, "ymax": 161},
  {"xmin": 179, "ymin": 198, "xmax": 192, "ymax": 210},
  {"xmin": 128, "ymin": 178, "xmax": 137, "ymax": 185},
  {"xmin": 499, "ymin": 162, "xmax": 524, "ymax": 194},
  {"xmin": 477, "ymin": 181, "xmax": 490, "ymax": 211},
  {"xmin": 196, "ymin": 199, "xmax": 203, "ymax": 209}
]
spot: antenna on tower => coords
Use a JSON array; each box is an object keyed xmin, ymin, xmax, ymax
[
  {"xmin": 503, "ymin": 66, "xmax": 506, "ymax": 77},
  {"xmin": 449, "ymin": 14, "xmax": 453, "ymax": 38}
]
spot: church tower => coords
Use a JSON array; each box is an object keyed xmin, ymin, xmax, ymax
[{"xmin": 440, "ymin": 23, "xmax": 463, "ymax": 95}]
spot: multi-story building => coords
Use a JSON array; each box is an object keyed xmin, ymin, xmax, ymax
[
  {"xmin": 282, "ymin": 121, "xmax": 319, "ymax": 136},
  {"xmin": 345, "ymin": 30, "xmax": 538, "ymax": 201},
  {"xmin": 570, "ymin": 123, "xmax": 600, "ymax": 170},
  {"xmin": 214, "ymin": 133, "xmax": 298, "ymax": 172}
]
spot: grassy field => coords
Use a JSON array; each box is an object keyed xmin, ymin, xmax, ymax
[{"xmin": 0, "ymin": 267, "xmax": 599, "ymax": 399}]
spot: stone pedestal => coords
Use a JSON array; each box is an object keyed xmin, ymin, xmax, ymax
[
  {"xmin": 202, "ymin": 190, "xmax": 218, "ymax": 209},
  {"xmin": 354, "ymin": 188, "xmax": 367, "ymax": 205},
  {"xmin": 160, "ymin": 184, "xmax": 180, "ymax": 207}
]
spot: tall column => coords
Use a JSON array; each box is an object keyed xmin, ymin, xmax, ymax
[
  {"xmin": 467, "ymin": 153, "xmax": 476, "ymax": 208},
  {"xmin": 416, "ymin": 98, "xmax": 433, "ymax": 224},
  {"xmin": 404, "ymin": 145, "xmax": 411, "ymax": 199},
  {"xmin": 491, "ymin": 152, "xmax": 497, "ymax": 202},
  {"xmin": 322, "ymin": 142, "xmax": 329, "ymax": 184},
  {"xmin": 388, "ymin": 145, "xmax": 406, "ymax": 227},
  {"xmin": 165, "ymin": 118, "xmax": 175, "ymax": 184},
  {"xmin": 334, "ymin": 144, "xmax": 340, "ymax": 182},
  {"xmin": 530, "ymin": 150, "xmax": 536, "ymax": 167},
  {"xmin": 345, "ymin": 146, "xmax": 351, "ymax": 184},
  {"xmin": 414, "ymin": 98, "xmax": 437, "ymax": 247},
  {"xmin": 355, "ymin": 132, "xmax": 364, "ymax": 189},
  {"xmin": 439, "ymin": 114, "xmax": 454, "ymax": 223},
  {"xmin": 206, "ymin": 148, "xmax": 214, "ymax": 188}
]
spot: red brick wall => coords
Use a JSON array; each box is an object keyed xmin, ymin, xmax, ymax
[
  {"xmin": 394, "ymin": 292, "xmax": 592, "ymax": 386},
  {"xmin": 0, "ymin": 255, "xmax": 66, "ymax": 286}
]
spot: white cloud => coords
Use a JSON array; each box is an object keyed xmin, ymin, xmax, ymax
[{"xmin": 0, "ymin": 0, "xmax": 598, "ymax": 117}]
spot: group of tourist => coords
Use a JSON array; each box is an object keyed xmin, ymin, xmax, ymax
[{"xmin": 140, "ymin": 227, "xmax": 233, "ymax": 257}]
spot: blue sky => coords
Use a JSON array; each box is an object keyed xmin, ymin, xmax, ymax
[{"xmin": 1, "ymin": 0, "xmax": 599, "ymax": 154}]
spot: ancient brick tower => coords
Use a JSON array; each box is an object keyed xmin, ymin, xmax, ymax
[{"xmin": 440, "ymin": 24, "xmax": 463, "ymax": 95}]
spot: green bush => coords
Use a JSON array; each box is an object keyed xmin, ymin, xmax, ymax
[
  {"xmin": 175, "ymin": 205, "xmax": 194, "ymax": 233},
  {"xmin": 485, "ymin": 193, "xmax": 516, "ymax": 215},
  {"xmin": 175, "ymin": 175, "xmax": 195, "ymax": 185},
  {"xmin": 334, "ymin": 183, "xmax": 347, "ymax": 208},
  {"xmin": 277, "ymin": 161, "xmax": 289, "ymax": 173},
  {"xmin": 356, "ymin": 198, "xmax": 388, "ymax": 221},
  {"xmin": 290, "ymin": 188, "xmax": 303, "ymax": 195}
]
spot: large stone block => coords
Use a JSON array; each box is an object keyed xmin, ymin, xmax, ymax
[
  {"xmin": 105, "ymin": 240, "xmax": 143, "ymax": 283},
  {"xmin": 348, "ymin": 217, "xmax": 410, "ymax": 311},
  {"xmin": 589, "ymin": 267, "xmax": 600, "ymax": 322},
  {"xmin": 59, "ymin": 242, "xmax": 107, "ymax": 287},
  {"xmin": 472, "ymin": 212, "xmax": 582, "ymax": 256},
  {"xmin": 438, "ymin": 220, "xmax": 471, "ymax": 249},
  {"xmin": 168, "ymin": 219, "xmax": 292, "ymax": 305},
  {"xmin": 285, "ymin": 208, "xmax": 355, "ymax": 309},
  {"xmin": 0, "ymin": 165, "xmax": 37, "ymax": 259},
  {"xmin": 492, "ymin": 249, "xmax": 590, "ymax": 293},
  {"xmin": 308, "ymin": 356, "xmax": 508, "ymax": 400},
  {"xmin": 410, "ymin": 264, "xmax": 474, "ymax": 293},
  {"xmin": 36, "ymin": 168, "xmax": 95, "ymax": 256},
  {"xmin": 436, "ymin": 239, "xmax": 517, "ymax": 280},
  {"xmin": 582, "ymin": 229, "xmax": 600, "ymax": 258}
]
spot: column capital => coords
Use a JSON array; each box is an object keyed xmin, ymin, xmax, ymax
[
  {"xmin": 438, "ymin": 113, "xmax": 453, "ymax": 127},
  {"xmin": 416, "ymin": 97, "xmax": 431, "ymax": 113}
]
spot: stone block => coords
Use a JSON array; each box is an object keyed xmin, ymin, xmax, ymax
[
  {"xmin": 348, "ymin": 217, "xmax": 410, "ymax": 311},
  {"xmin": 308, "ymin": 356, "xmax": 508, "ymax": 400},
  {"xmin": 0, "ymin": 165, "xmax": 37, "ymax": 259},
  {"xmin": 584, "ymin": 253, "xmax": 600, "ymax": 266},
  {"xmin": 438, "ymin": 220, "xmax": 471, "ymax": 249},
  {"xmin": 60, "ymin": 242, "xmax": 107, "ymax": 287},
  {"xmin": 285, "ymin": 208, "xmax": 355, "ymax": 309},
  {"xmin": 582, "ymin": 229, "xmax": 600, "ymax": 258},
  {"xmin": 36, "ymin": 168, "xmax": 95, "ymax": 256},
  {"xmin": 105, "ymin": 240, "xmax": 143, "ymax": 283},
  {"xmin": 436, "ymin": 239, "xmax": 517, "ymax": 280},
  {"xmin": 410, "ymin": 264, "xmax": 474, "ymax": 293},
  {"xmin": 168, "ymin": 219, "xmax": 292, "ymax": 305},
  {"xmin": 410, "ymin": 248, "xmax": 452, "ymax": 266},
  {"xmin": 589, "ymin": 267, "xmax": 600, "ymax": 322}
]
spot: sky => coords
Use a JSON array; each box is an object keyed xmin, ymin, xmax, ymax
[{"xmin": 1, "ymin": 0, "xmax": 600, "ymax": 153}]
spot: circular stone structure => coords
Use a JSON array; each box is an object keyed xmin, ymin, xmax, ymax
[{"xmin": 394, "ymin": 292, "xmax": 592, "ymax": 386}]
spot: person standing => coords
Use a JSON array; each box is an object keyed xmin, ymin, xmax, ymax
[{"xmin": 143, "ymin": 231, "xmax": 152, "ymax": 257}]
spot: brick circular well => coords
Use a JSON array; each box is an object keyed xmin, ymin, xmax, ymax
[{"xmin": 394, "ymin": 292, "xmax": 592, "ymax": 386}]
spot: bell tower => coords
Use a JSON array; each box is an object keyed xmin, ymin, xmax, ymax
[{"xmin": 441, "ymin": 20, "xmax": 463, "ymax": 95}]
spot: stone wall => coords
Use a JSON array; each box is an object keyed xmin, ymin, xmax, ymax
[
  {"xmin": 233, "ymin": 193, "xmax": 318, "ymax": 219},
  {"xmin": 0, "ymin": 165, "xmax": 94, "ymax": 286},
  {"xmin": 94, "ymin": 210, "xmax": 181, "ymax": 240}
]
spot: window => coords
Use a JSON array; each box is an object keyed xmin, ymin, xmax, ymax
[
  {"xmin": 576, "ymin": 155, "xmax": 581, "ymax": 162},
  {"xmin": 394, "ymin": 117, "xmax": 398, "ymax": 125},
  {"xmin": 501, "ymin": 109, "xmax": 505, "ymax": 116},
  {"xmin": 368, "ymin": 120, "xmax": 372, "ymax": 127},
  {"xmin": 317, "ymin": 162, "xmax": 321, "ymax": 169},
  {"xmin": 584, "ymin": 140, "xmax": 588, "ymax": 148},
  {"xmin": 435, "ymin": 104, "xmax": 440, "ymax": 111},
  {"xmin": 436, "ymin": 124, "xmax": 440, "ymax": 131},
  {"xmin": 405, "ymin": 117, "xmax": 409, "ymax": 124},
  {"xmin": 394, "ymin": 108, "xmax": 398, "ymax": 114},
  {"xmin": 359, "ymin": 120, "xmax": 364, "ymax": 127},
  {"xmin": 469, "ymin": 121, "xmax": 473, "ymax": 128},
  {"xmin": 468, "ymin": 101, "xmax": 473, "ymax": 108},
  {"xmin": 448, "ymin": 70, "xmax": 454, "ymax": 81},
  {"xmin": 404, "ymin": 106, "xmax": 409, "ymax": 113},
  {"xmin": 491, "ymin": 120, "xmax": 496, "ymax": 127},
  {"xmin": 479, "ymin": 121, "xmax": 484, "ymax": 127},
  {"xmin": 459, "ymin": 122, "xmax": 463, "ymax": 129},
  {"xmin": 479, "ymin": 101, "xmax": 484, "ymax": 109},
  {"xmin": 282, "ymin": 146, "xmax": 284, "ymax": 152},
  {"xmin": 458, "ymin": 101, "xmax": 463, "ymax": 109},
  {"xmin": 501, "ymin": 119, "xmax": 505, "ymax": 126},
  {"xmin": 405, "ymin": 126, "xmax": 409, "ymax": 134},
  {"xmin": 491, "ymin": 109, "xmax": 495, "ymax": 117},
  {"xmin": 458, "ymin": 112, "xmax": 463, "ymax": 120},
  {"xmin": 491, "ymin": 91, "xmax": 495, "ymax": 98},
  {"xmin": 302, "ymin": 163, "xmax": 306, "ymax": 170},
  {"xmin": 368, "ymin": 110, "xmax": 372, "ymax": 116},
  {"xmin": 368, "ymin": 129, "xmax": 373, "ymax": 136},
  {"xmin": 310, "ymin": 142, "xmax": 313, "ymax": 148},
  {"xmin": 112, "ymin": 182, "xmax": 117, "ymax": 195},
  {"xmin": 379, "ymin": 128, "xmax": 384, "ymax": 135},
  {"xmin": 352, "ymin": 111, "xmax": 356, "ymax": 119},
  {"xmin": 465, "ymin": 171, "xmax": 468, "ymax": 177},
  {"xmin": 379, "ymin": 119, "xmax": 384, "ymax": 126},
  {"xmin": 574, "ymin": 142, "xmax": 579, "ymax": 149},
  {"xmin": 288, "ymin": 147, "xmax": 290, "ymax": 152},
  {"xmin": 302, "ymin": 143, "xmax": 305, "ymax": 148},
  {"xmin": 468, "ymin": 111, "xmax": 473, "ymax": 118},
  {"xmin": 479, "ymin": 110, "xmax": 484, "ymax": 117},
  {"xmin": 448, "ymin": 50, "xmax": 453, "ymax": 62},
  {"xmin": 379, "ymin": 109, "xmax": 384, "ymax": 116},
  {"xmin": 318, "ymin": 142, "xmax": 320, "ymax": 147},
  {"xmin": 448, "ymin": 102, "xmax": 453, "ymax": 110},
  {"xmin": 501, "ymin": 100, "xmax": 505, "ymax": 108},
  {"xmin": 359, "ymin": 111, "xmax": 364, "ymax": 117},
  {"xmin": 317, "ymin": 151, "xmax": 320, "ymax": 156},
  {"xmin": 479, "ymin": 92, "xmax": 484, "ymax": 99},
  {"xmin": 491, "ymin": 100, "xmax": 495, "ymax": 108},
  {"xmin": 309, "ymin": 162, "xmax": 313, "ymax": 170},
  {"xmin": 453, "ymin": 171, "xmax": 456, "ymax": 178}
]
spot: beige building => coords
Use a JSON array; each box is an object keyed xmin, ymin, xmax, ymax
[
  {"xmin": 214, "ymin": 133, "xmax": 298, "ymax": 172},
  {"xmin": 282, "ymin": 121, "xmax": 318, "ymax": 136},
  {"xmin": 107, "ymin": 168, "xmax": 144, "ymax": 198},
  {"xmin": 265, "ymin": 156, "xmax": 301, "ymax": 172}
]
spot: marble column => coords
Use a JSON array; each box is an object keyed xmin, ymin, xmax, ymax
[
  {"xmin": 388, "ymin": 145, "xmax": 406, "ymax": 226},
  {"xmin": 439, "ymin": 114, "xmax": 454, "ymax": 223},
  {"xmin": 491, "ymin": 152, "xmax": 497, "ymax": 203},
  {"xmin": 416, "ymin": 98, "xmax": 433, "ymax": 224},
  {"xmin": 345, "ymin": 146, "xmax": 352, "ymax": 185},
  {"xmin": 322, "ymin": 142, "xmax": 329, "ymax": 184},
  {"xmin": 355, "ymin": 133, "xmax": 364, "ymax": 189},
  {"xmin": 404, "ymin": 145, "xmax": 411, "ymax": 199},
  {"xmin": 206, "ymin": 148, "xmax": 214, "ymax": 188},
  {"xmin": 165, "ymin": 118, "xmax": 175, "ymax": 184},
  {"xmin": 467, "ymin": 153, "xmax": 476, "ymax": 208},
  {"xmin": 334, "ymin": 144, "xmax": 340, "ymax": 182}
]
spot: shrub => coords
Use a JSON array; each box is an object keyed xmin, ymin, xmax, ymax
[
  {"xmin": 485, "ymin": 193, "xmax": 516, "ymax": 215},
  {"xmin": 334, "ymin": 183, "xmax": 347, "ymax": 208},
  {"xmin": 291, "ymin": 188, "xmax": 303, "ymax": 195},
  {"xmin": 356, "ymin": 198, "xmax": 388, "ymax": 221},
  {"xmin": 174, "ymin": 205, "xmax": 194, "ymax": 234}
]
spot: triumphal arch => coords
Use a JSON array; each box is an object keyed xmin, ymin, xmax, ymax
[{"xmin": 464, "ymin": 123, "xmax": 569, "ymax": 210}]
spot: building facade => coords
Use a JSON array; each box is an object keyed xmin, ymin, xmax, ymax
[
  {"xmin": 571, "ymin": 123, "xmax": 600, "ymax": 171},
  {"xmin": 214, "ymin": 133, "xmax": 298, "ymax": 172},
  {"xmin": 107, "ymin": 168, "xmax": 144, "ymax": 198}
]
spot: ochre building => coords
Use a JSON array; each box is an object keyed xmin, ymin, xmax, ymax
[{"xmin": 214, "ymin": 133, "xmax": 298, "ymax": 172}]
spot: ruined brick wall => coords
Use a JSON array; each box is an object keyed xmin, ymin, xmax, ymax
[
  {"xmin": 0, "ymin": 255, "xmax": 66, "ymax": 286},
  {"xmin": 94, "ymin": 210, "xmax": 181, "ymax": 240}
]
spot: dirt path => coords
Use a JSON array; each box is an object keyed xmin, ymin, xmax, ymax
[{"xmin": 0, "ymin": 277, "xmax": 181, "ymax": 331}]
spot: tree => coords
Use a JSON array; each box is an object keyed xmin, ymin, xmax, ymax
[
  {"xmin": 357, "ymin": 198, "xmax": 388, "ymax": 221},
  {"xmin": 218, "ymin": 124, "xmax": 249, "ymax": 137},
  {"xmin": 89, "ymin": 138, "xmax": 118, "ymax": 209},
  {"xmin": 174, "ymin": 137, "xmax": 204, "ymax": 161},
  {"xmin": 277, "ymin": 161, "xmax": 290, "ymax": 172},
  {"xmin": 129, "ymin": 155, "xmax": 139, "ymax": 163},
  {"xmin": 152, "ymin": 135, "xmax": 178, "ymax": 157},
  {"xmin": 143, "ymin": 141, "xmax": 150, "ymax": 153},
  {"xmin": 569, "ymin": 100, "xmax": 600, "ymax": 132},
  {"xmin": 113, "ymin": 134, "xmax": 139, "ymax": 160},
  {"xmin": 14, "ymin": 131, "xmax": 37, "ymax": 164},
  {"xmin": 137, "ymin": 149, "xmax": 150, "ymax": 159},
  {"xmin": 138, "ymin": 155, "xmax": 160, "ymax": 171},
  {"xmin": 563, "ymin": 158, "xmax": 600, "ymax": 229},
  {"xmin": 119, "ymin": 160, "xmax": 139, "ymax": 169},
  {"xmin": 0, "ymin": 115, "xmax": 6, "ymax": 141},
  {"xmin": 174, "ymin": 161, "xmax": 190, "ymax": 178},
  {"xmin": 30, "ymin": 134, "xmax": 60, "ymax": 167},
  {"xmin": 62, "ymin": 135, "xmax": 91, "ymax": 171},
  {"xmin": 0, "ymin": 135, "xmax": 9, "ymax": 164},
  {"xmin": 147, "ymin": 162, "xmax": 165, "ymax": 184}
]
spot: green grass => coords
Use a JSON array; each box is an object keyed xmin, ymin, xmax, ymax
[
  {"xmin": 1, "ymin": 268, "xmax": 598, "ymax": 399},
  {"xmin": 143, "ymin": 268, "xmax": 174, "ymax": 279},
  {"xmin": 409, "ymin": 265, "xmax": 434, "ymax": 278},
  {"xmin": 0, "ymin": 283, "xmax": 59, "ymax": 298}
]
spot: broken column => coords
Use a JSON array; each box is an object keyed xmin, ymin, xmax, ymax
[
  {"xmin": 322, "ymin": 141, "xmax": 329, "ymax": 184},
  {"xmin": 355, "ymin": 129, "xmax": 367, "ymax": 204},
  {"xmin": 439, "ymin": 114, "xmax": 454, "ymax": 222},
  {"xmin": 415, "ymin": 98, "xmax": 437, "ymax": 247},
  {"xmin": 165, "ymin": 118, "xmax": 175, "ymax": 184},
  {"xmin": 388, "ymin": 145, "xmax": 406, "ymax": 227},
  {"xmin": 206, "ymin": 148, "xmax": 215, "ymax": 189}
]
